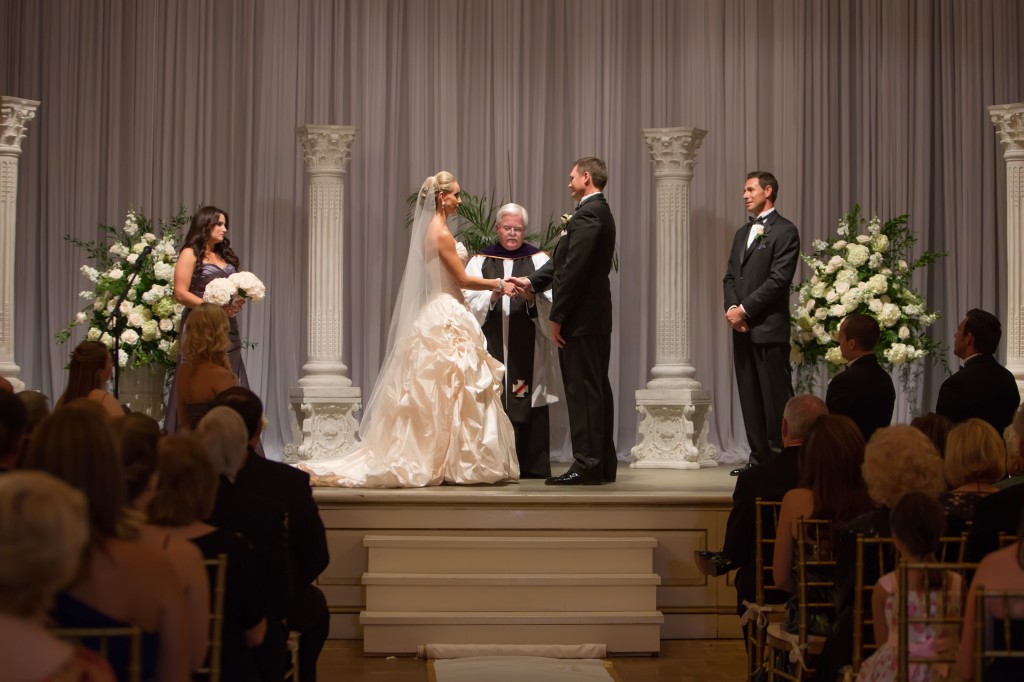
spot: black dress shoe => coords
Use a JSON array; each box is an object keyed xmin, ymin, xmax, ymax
[
  {"xmin": 545, "ymin": 470, "xmax": 602, "ymax": 486},
  {"xmin": 693, "ymin": 550, "xmax": 739, "ymax": 577},
  {"xmin": 730, "ymin": 462, "xmax": 755, "ymax": 476}
]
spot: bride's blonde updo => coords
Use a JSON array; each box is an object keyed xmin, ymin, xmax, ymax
[{"xmin": 418, "ymin": 171, "xmax": 457, "ymax": 209}]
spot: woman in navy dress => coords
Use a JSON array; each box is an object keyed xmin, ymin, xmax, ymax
[{"xmin": 166, "ymin": 206, "xmax": 249, "ymax": 431}]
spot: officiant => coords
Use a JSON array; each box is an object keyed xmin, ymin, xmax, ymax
[{"xmin": 464, "ymin": 203, "xmax": 562, "ymax": 478}]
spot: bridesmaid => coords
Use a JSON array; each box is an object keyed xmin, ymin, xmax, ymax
[{"xmin": 166, "ymin": 206, "xmax": 249, "ymax": 431}]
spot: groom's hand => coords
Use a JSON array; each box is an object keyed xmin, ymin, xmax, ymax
[
  {"xmin": 507, "ymin": 276, "xmax": 532, "ymax": 295},
  {"xmin": 551, "ymin": 321, "xmax": 566, "ymax": 348}
]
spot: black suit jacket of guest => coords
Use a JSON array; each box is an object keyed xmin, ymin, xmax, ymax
[
  {"xmin": 234, "ymin": 448, "xmax": 330, "ymax": 590},
  {"xmin": 529, "ymin": 194, "xmax": 615, "ymax": 336},
  {"xmin": 966, "ymin": 484, "xmax": 1024, "ymax": 562},
  {"xmin": 825, "ymin": 354, "xmax": 895, "ymax": 442},
  {"xmin": 722, "ymin": 444, "xmax": 801, "ymax": 613},
  {"xmin": 722, "ymin": 211, "xmax": 800, "ymax": 344},
  {"xmin": 936, "ymin": 353, "xmax": 1021, "ymax": 434}
]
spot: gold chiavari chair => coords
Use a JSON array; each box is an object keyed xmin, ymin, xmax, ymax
[
  {"xmin": 973, "ymin": 586, "xmax": 1024, "ymax": 679},
  {"xmin": 896, "ymin": 561, "xmax": 976, "ymax": 682},
  {"xmin": 195, "ymin": 553, "xmax": 228, "ymax": 682},
  {"xmin": 284, "ymin": 631, "xmax": 302, "ymax": 681},
  {"xmin": 851, "ymin": 535, "xmax": 897, "ymax": 677},
  {"xmin": 51, "ymin": 625, "xmax": 143, "ymax": 682},
  {"xmin": 745, "ymin": 499, "xmax": 786, "ymax": 679},
  {"xmin": 765, "ymin": 517, "xmax": 837, "ymax": 681},
  {"xmin": 998, "ymin": 533, "xmax": 1020, "ymax": 549}
]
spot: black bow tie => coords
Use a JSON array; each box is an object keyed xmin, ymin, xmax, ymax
[{"xmin": 748, "ymin": 216, "xmax": 764, "ymax": 224}]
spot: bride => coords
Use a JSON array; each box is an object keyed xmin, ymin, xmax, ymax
[{"xmin": 303, "ymin": 171, "xmax": 520, "ymax": 487}]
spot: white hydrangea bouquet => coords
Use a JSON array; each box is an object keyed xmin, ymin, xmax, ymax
[
  {"xmin": 57, "ymin": 207, "xmax": 190, "ymax": 369},
  {"xmin": 202, "ymin": 271, "xmax": 266, "ymax": 306},
  {"xmin": 790, "ymin": 205, "xmax": 946, "ymax": 393}
]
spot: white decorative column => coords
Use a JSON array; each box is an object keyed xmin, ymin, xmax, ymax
[
  {"xmin": 990, "ymin": 104, "xmax": 1024, "ymax": 398},
  {"xmin": 0, "ymin": 97, "xmax": 40, "ymax": 392},
  {"xmin": 286, "ymin": 125, "xmax": 362, "ymax": 463},
  {"xmin": 631, "ymin": 127, "xmax": 717, "ymax": 469}
]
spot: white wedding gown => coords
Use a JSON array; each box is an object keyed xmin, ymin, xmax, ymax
[{"xmin": 303, "ymin": 243, "xmax": 519, "ymax": 488}]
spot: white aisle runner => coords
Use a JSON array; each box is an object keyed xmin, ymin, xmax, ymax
[{"xmin": 430, "ymin": 656, "xmax": 616, "ymax": 682}]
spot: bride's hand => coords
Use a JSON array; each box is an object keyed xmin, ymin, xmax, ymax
[{"xmin": 501, "ymin": 281, "xmax": 517, "ymax": 298}]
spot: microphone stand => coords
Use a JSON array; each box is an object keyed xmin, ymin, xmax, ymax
[{"xmin": 105, "ymin": 245, "xmax": 153, "ymax": 399}]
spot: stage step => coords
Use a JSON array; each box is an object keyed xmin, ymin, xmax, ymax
[{"xmin": 360, "ymin": 535, "xmax": 663, "ymax": 654}]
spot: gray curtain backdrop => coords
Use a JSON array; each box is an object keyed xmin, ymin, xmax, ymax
[{"xmin": 2, "ymin": 0, "xmax": 1022, "ymax": 460}]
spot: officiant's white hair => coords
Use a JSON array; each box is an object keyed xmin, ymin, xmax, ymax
[
  {"xmin": 496, "ymin": 203, "xmax": 529, "ymax": 227},
  {"xmin": 196, "ymin": 406, "xmax": 248, "ymax": 479}
]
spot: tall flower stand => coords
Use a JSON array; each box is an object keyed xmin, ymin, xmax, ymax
[{"xmin": 120, "ymin": 366, "xmax": 168, "ymax": 421}]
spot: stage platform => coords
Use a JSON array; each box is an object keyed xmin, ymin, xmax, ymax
[{"xmin": 313, "ymin": 465, "xmax": 743, "ymax": 642}]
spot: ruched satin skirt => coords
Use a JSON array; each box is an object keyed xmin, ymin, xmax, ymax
[{"xmin": 303, "ymin": 293, "xmax": 519, "ymax": 488}]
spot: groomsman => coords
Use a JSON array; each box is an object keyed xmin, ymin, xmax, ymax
[
  {"xmin": 825, "ymin": 314, "xmax": 895, "ymax": 442},
  {"xmin": 722, "ymin": 171, "xmax": 800, "ymax": 474},
  {"xmin": 464, "ymin": 203, "xmax": 561, "ymax": 478},
  {"xmin": 510, "ymin": 157, "xmax": 617, "ymax": 485}
]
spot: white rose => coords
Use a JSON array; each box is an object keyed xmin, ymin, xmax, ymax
[
  {"xmin": 833, "ymin": 240, "xmax": 848, "ymax": 250},
  {"xmin": 100, "ymin": 332, "xmax": 114, "ymax": 348},
  {"xmin": 127, "ymin": 288, "xmax": 138, "ymax": 302},
  {"xmin": 836, "ymin": 269, "xmax": 858, "ymax": 285},
  {"xmin": 856, "ymin": 234, "xmax": 870, "ymax": 244},
  {"xmin": 127, "ymin": 312, "xmax": 144, "ymax": 328},
  {"xmin": 131, "ymin": 242, "xmax": 146, "ymax": 254},
  {"xmin": 811, "ymin": 283, "xmax": 827, "ymax": 298},
  {"xmin": 815, "ymin": 307, "xmax": 828, "ymax": 320},
  {"xmin": 825, "ymin": 255, "xmax": 846, "ymax": 274},
  {"xmin": 75, "ymin": 311, "xmax": 88, "ymax": 324},
  {"xmin": 805, "ymin": 299, "xmax": 816, "ymax": 312},
  {"xmin": 120, "ymin": 329, "xmax": 140, "ymax": 346},
  {"xmin": 108, "ymin": 268, "xmax": 124, "ymax": 280},
  {"xmin": 846, "ymin": 244, "xmax": 870, "ymax": 267},
  {"xmin": 796, "ymin": 315, "xmax": 815, "ymax": 331},
  {"xmin": 868, "ymin": 298, "xmax": 884, "ymax": 314},
  {"xmin": 141, "ymin": 319, "xmax": 160, "ymax": 341},
  {"xmin": 119, "ymin": 301, "xmax": 133, "ymax": 315},
  {"xmin": 162, "ymin": 242, "xmax": 177, "ymax": 257},
  {"xmin": 159, "ymin": 318, "xmax": 174, "ymax": 332},
  {"xmin": 898, "ymin": 260, "xmax": 909, "ymax": 272},
  {"xmin": 93, "ymin": 299, "xmax": 104, "ymax": 311},
  {"xmin": 898, "ymin": 325, "xmax": 911, "ymax": 340},
  {"xmin": 126, "ymin": 253, "xmax": 139, "ymax": 265},
  {"xmin": 86, "ymin": 327, "xmax": 102, "ymax": 341},
  {"xmin": 830, "ymin": 304, "xmax": 848, "ymax": 318},
  {"xmin": 106, "ymin": 299, "xmax": 117, "ymax": 312},
  {"xmin": 825, "ymin": 289, "xmax": 839, "ymax": 303},
  {"xmin": 835, "ymin": 281, "xmax": 850, "ymax": 295},
  {"xmin": 173, "ymin": 303, "xmax": 185, "ymax": 315},
  {"xmin": 143, "ymin": 232, "xmax": 157, "ymax": 244}
]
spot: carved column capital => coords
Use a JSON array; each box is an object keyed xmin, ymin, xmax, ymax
[
  {"xmin": 989, "ymin": 104, "xmax": 1024, "ymax": 157},
  {"xmin": 641, "ymin": 127, "xmax": 708, "ymax": 177},
  {"xmin": 0, "ymin": 97, "xmax": 40, "ymax": 154},
  {"xmin": 296, "ymin": 125, "xmax": 357, "ymax": 174}
]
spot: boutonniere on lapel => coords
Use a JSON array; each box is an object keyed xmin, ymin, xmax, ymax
[
  {"xmin": 751, "ymin": 223, "xmax": 768, "ymax": 249},
  {"xmin": 559, "ymin": 212, "xmax": 572, "ymax": 237}
]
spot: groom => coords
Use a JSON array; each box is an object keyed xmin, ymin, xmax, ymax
[{"xmin": 510, "ymin": 157, "xmax": 617, "ymax": 485}]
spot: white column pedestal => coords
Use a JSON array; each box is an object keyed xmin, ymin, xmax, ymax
[
  {"xmin": 631, "ymin": 127, "xmax": 717, "ymax": 469},
  {"xmin": 286, "ymin": 125, "xmax": 362, "ymax": 463},
  {"xmin": 0, "ymin": 96, "xmax": 40, "ymax": 391},
  {"xmin": 989, "ymin": 103, "xmax": 1024, "ymax": 398}
]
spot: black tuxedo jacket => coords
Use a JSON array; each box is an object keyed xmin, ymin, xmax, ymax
[
  {"xmin": 722, "ymin": 444, "xmax": 801, "ymax": 612},
  {"xmin": 722, "ymin": 211, "xmax": 800, "ymax": 344},
  {"xmin": 936, "ymin": 353, "xmax": 1021, "ymax": 435},
  {"xmin": 529, "ymin": 194, "xmax": 615, "ymax": 336},
  {"xmin": 235, "ymin": 449, "xmax": 330, "ymax": 589},
  {"xmin": 825, "ymin": 354, "xmax": 895, "ymax": 442}
]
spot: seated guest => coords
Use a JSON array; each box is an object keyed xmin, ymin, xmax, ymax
[
  {"xmin": 911, "ymin": 412, "xmax": 953, "ymax": 458},
  {"xmin": 958, "ymin": 511, "xmax": 1024, "ymax": 680},
  {"xmin": 816, "ymin": 425, "xmax": 947, "ymax": 682},
  {"xmin": 113, "ymin": 413, "xmax": 210, "ymax": 672},
  {"xmin": 55, "ymin": 341, "xmax": 125, "ymax": 418},
  {"xmin": 694, "ymin": 395, "xmax": 829, "ymax": 622},
  {"xmin": 997, "ymin": 423, "xmax": 1024, "ymax": 489},
  {"xmin": 773, "ymin": 415, "xmax": 875, "ymax": 635},
  {"xmin": 967, "ymin": 404, "xmax": 1024, "ymax": 562},
  {"xmin": 149, "ymin": 435, "xmax": 269, "ymax": 682},
  {"xmin": 196, "ymin": 407, "xmax": 289, "ymax": 679},
  {"xmin": 21, "ymin": 406, "xmax": 190, "ymax": 681},
  {"xmin": 0, "ymin": 471, "xmax": 114, "ymax": 682},
  {"xmin": 936, "ymin": 308, "xmax": 1020, "ymax": 435},
  {"xmin": 940, "ymin": 418, "xmax": 1005, "ymax": 532},
  {"xmin": 212, "ymin": 386, "xmax": 330, "ymax": 682},
  {"xmin": 859, "ymin": 492, "xmax": 963, "ymax": 681},
  {"xmin": 0, "ymin": 391, "xmax": 28, "ymax": 471},
  {"xmin": 825, "ymin": 314, "xmax": 895, "ymax": 442},
  {"xmin": 176, "ymin": 304, "xmax": 237, "ymax": 429}
]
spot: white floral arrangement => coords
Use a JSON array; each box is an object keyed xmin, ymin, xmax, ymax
[
  {"xmin": 790, "ymin": 205, "xmax": 946, "ymax": 393},
  {"xmin": 57, "ymin": 207, "xmax": 190, "ymax": 369},
  {"xmin": 202, "ymin": 271, "xmax": 266, "ymax": 306}
]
